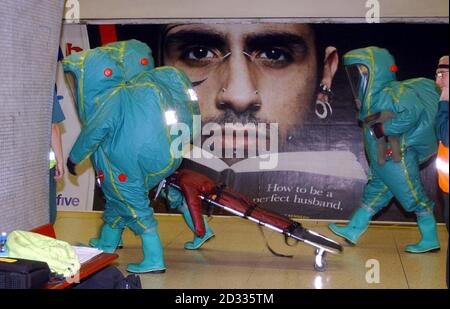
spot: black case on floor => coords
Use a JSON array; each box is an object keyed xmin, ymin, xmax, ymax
[
  {"xmin": 72, "ymin": 265, "xmax": 142, "ymax": 289},
  {"xmin": 0, "ymin": 258, "xmax": 51, "ymax": 289}
]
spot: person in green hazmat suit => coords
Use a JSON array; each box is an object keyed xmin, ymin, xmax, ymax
[
  {"xmin": 63, "ymin": 40, "xmax": 214, "ymax": 273},
  {"xmin": 328, "ymin": 46, "xmax": 441, "ymax": 253}
]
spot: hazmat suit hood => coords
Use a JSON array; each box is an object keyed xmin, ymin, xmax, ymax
[
  {"xmin": 62, "ymin": 40, "xmax": 155, "ymax": 125},
  {"xmin": 343, "ymin": 46, "xmax": 397, "ymax": 120}
]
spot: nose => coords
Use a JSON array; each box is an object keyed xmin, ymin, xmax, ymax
[{"xmin": 216, "ymin": 52, "xmax": 261, "ymax": 114}]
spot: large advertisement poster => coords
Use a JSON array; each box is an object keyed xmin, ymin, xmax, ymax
[{"xmin": 75, "ymin": 22, "xmax": 447, "ymax": 222}]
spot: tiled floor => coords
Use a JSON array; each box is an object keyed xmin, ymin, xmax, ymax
[{"xmin": 55, "ymin": 211, "xmax": 448, "ymax": 289}]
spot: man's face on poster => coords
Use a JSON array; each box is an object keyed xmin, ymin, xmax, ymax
[{"xmin": 163, "ymin": 23, "xmax": 320, "ymax": 161}]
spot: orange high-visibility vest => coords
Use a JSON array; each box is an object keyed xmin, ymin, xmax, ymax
[{"xmin": 436, "ymin": 142, "xmax": 449, "ymax": 193}]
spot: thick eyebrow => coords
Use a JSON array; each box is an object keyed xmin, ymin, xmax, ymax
[
  {"xmin": 244, "ymin": 32, "xmax": 308, "ymax": 54},
  {"xmin": 164, "ymin": 30, "xmax": 227, "ymax": 51}
]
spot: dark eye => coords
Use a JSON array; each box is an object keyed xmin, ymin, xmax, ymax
[
  {"xmin": 259, "ymin": 48, "xmax": 286, "ymax": 61},
  {"xmin": 252, "ymin": 47, "xmax": 294, "ymax": 69},
  {"xmin": 180, "ymin": 46, "xmax": 222, "ymax": 69},
  {"xmin": 184, "ymin": 47, "xmax": 215, "ymax": 60}
]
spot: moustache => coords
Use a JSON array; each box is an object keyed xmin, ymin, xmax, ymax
[{"xmin": 204, "ymin": 109, "xmax": 267, "ymax": 126}]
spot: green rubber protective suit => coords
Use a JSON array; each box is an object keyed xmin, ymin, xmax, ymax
[
  {"xmin": 329, "ymin": 47, "xmax": 440, "ymax": 252},
  {"xmin": 64, "ymin": 40, "xmax": 199, "ymax": 234},
  {"xmin": 63, "ymin": 40, "xmax": 213, "ymax": 271}
]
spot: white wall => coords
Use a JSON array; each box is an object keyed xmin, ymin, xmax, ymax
[
  {"xmin": 0, "ymin": 0, "xmax": 64, "ymax": 232},
  {"xmin": 70, "ymin": 0, "xmax": 448, "ymax": 22}
]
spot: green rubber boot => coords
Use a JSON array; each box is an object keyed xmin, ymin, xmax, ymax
[
  {"xmin": 126, "ymin": 230, "xmax": 166, "ymax": 274},
  {"xmin": 89, "ymin": 234, "xmax": 124, "ymax": 249},
  {"xmin": 179, "ymin": 204, "xmax": 215, "ymax": 250},
  {"xmin": 90, "ymin": 223, "xmax": 122, "ymax": 253},
  {"xmin": 405, "ymin": 214, "xmax": 440, "ymax": 253},
  {"xmin": 328, "ymin": 207, "xmax": 372, "ymax": 245}
]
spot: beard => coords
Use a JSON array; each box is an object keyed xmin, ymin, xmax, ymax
[
  {"xmin": 199, "ymin": 98, "xmax": 312, "ymax": 166},
  {"xmin": 201, "ymin": 109, "xmax": 267, "ymax": 166}
]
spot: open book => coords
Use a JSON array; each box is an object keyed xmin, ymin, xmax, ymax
[
  {"xmin": 72, "ymin": 246, "xmax": 103, "ymax": 264},
  {"xmin": 183, "ymin": 146, "xmax": 366, "ymax": 186},
  {"xmin": 179, "ymin": 146, "xmax": 367, "ymax": 220}
]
